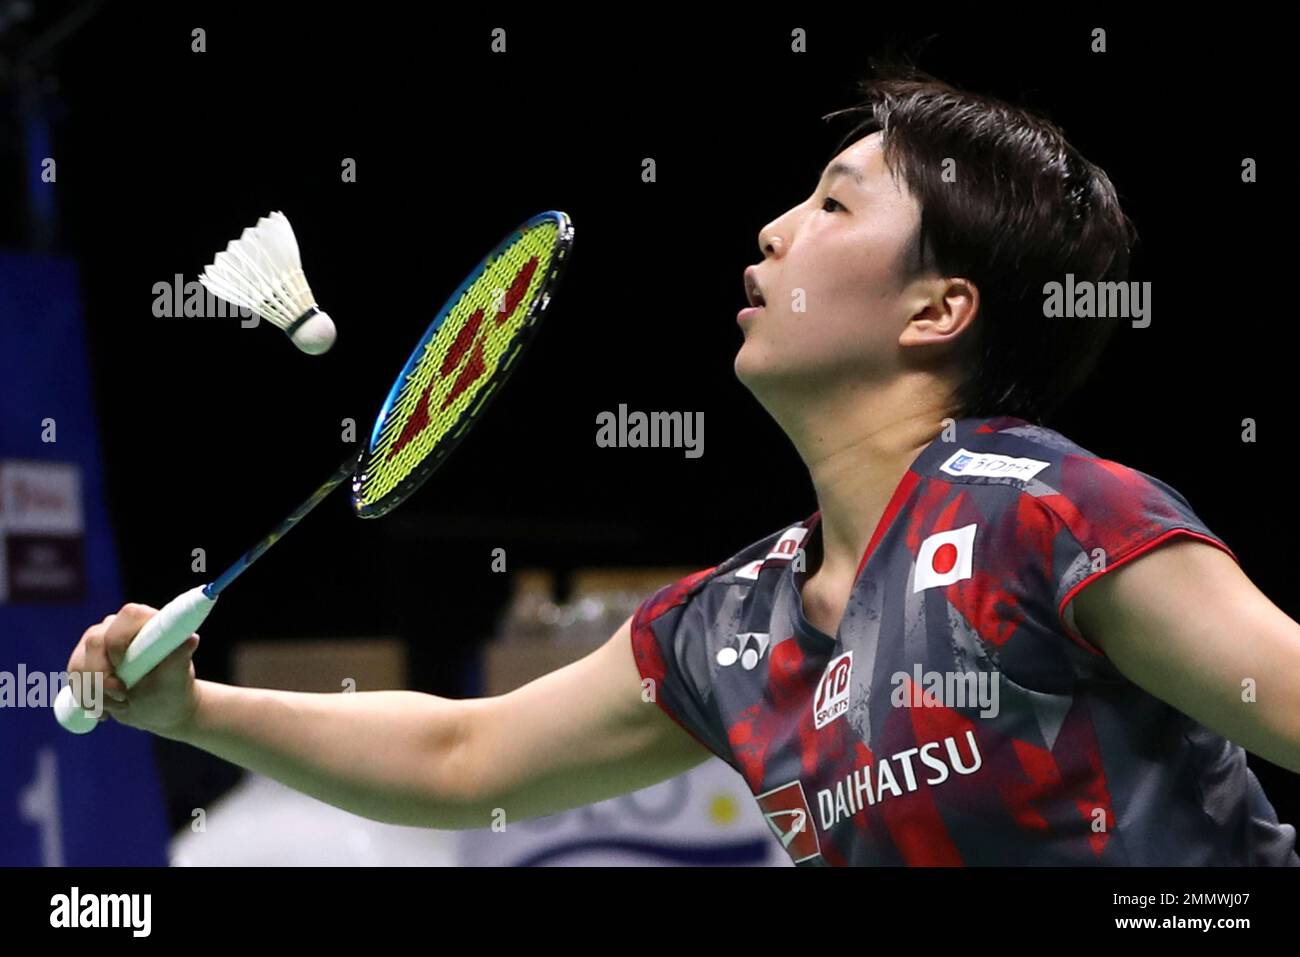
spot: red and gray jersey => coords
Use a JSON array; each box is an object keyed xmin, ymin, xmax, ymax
[{"xmin": 631, "ymin": 415, "xmax": 1299, "ymax": 866}]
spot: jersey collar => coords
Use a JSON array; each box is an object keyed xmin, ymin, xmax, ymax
[{"xmin": 786, "ymin": 415, "xmax": 1029, "ymax": 644}]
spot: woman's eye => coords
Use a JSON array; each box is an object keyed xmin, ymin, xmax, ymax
[{"xmin": 821, "ymin": 196, "xmax": 845, "ymax": 213}]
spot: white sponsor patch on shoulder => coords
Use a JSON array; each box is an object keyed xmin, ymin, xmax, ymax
[
  {"xmin": 734, "ymin": 525, "xmax": 810, "ymax": 581},
  {"xmin": 765, "ymin": 525, "xmax": 809, "ymax": 561},
  {"xmin": 939, "ymin": 448, "xmax": 1050, "ymax": 483}
]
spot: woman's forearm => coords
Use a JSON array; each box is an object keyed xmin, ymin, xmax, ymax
[{"xmin": 168, "ymin": 680, "xmax": 486, "ymax": 828}]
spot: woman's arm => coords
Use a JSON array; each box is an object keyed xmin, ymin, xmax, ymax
[{"xmin": 69, "ymin": 607, "xmax": 712, "ymax": 829}]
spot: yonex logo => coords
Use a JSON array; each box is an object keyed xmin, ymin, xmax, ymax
[
  {"xmin": 716, "ymin": 633, "xmax": 770, "ymax": 671},
  {"xmin": 387, "ymin": 256, "xmax": 539, "ymax": 461},
  {"xmin": 813, "ymin": 651, "xmax": 853, "ymax": 729}
]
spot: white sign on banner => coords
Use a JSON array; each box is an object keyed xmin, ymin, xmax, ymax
[{"xmin": 0, "ymin": 461, "xmax": 84, "ymax": 534}]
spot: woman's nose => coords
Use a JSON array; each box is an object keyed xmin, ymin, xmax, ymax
[{"xmin": 758, "ymin": 226, "xmax": 785, "ymax": 258}]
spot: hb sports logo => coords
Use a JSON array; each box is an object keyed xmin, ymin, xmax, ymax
[
  {"xmin": 813, "ymin": 651, "xmax": 853, "ymax": 730},
  {"xmin": 755, "ymin": 780, "xmax": 821, "ymax": 863}
]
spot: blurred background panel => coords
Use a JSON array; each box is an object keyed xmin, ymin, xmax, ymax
[{"xmin": 0, "ymin": 252, "xmax": 169, "ymax": 865}]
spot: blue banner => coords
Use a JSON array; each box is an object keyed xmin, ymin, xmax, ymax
[{"xmin": 0, "ymin": 254, "xmax": 169, "ymax": 865}]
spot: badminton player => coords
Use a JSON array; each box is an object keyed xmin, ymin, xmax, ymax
[{"xmin": 68, "ymin": 67, "xmax": 1300, "ymax": 865}]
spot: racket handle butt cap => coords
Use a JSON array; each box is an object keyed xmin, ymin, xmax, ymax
[{"xmin": 53, "ymin": 687, "xmax": 100, "ymax": 734}]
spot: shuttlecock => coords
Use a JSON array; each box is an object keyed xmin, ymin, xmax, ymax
[{"xmin": 199, "ymin": 210, "xmax": 337, "ymax": 355}]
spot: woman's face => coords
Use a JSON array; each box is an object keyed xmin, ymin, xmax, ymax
[{"xmin": 735, "ymin": 131, "xmax": 931, "ymax": 402}]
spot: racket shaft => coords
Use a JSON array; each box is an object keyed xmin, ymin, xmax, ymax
[{"xmin": 207, "ymin": 452, "xmax": 360, "ymax": 597}]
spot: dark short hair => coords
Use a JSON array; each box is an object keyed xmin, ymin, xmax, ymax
[{"xmin": 823, "ymin": 63, "xmax": 1138, "ymax": 423}]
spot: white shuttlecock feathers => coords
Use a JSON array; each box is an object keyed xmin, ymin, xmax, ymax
[{"xmin": 199, "ymin": 211, "xmax": 337, "ymax": 355}]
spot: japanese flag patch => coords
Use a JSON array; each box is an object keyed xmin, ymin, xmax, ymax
[{"xmin": 913, "ymin": 523, "xmax": 978, "ymax": 593}]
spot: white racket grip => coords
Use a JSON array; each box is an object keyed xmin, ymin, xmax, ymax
[{"xmin": 54, "ymin": 586, "xmax": 217, "ymax": 734}]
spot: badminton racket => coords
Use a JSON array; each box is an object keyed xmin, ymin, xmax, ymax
[{"xmin": 55, "ymin": 210, "xmax": 574, "ymax": 733}]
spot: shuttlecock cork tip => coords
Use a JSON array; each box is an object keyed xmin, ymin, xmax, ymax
[{"xmin": 289, "ymin": 310, "xmax": 337, "ymax": 355}]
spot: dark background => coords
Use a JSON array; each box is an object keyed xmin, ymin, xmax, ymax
[{"xmin": 2, "ymin": 5, "xmax": 1293, "ymax": 829}]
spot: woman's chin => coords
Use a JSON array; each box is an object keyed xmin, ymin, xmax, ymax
[
  {"xmin": 733, "ymin": 344, "xmax": 765, "ymax": 386},
  {"xmin": 735, "ymin": 346, "xmax": 798, "ymax": 395}
]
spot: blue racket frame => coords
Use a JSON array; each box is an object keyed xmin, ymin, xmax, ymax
[{"xmin": 351, "ymin": 209, "xmax": 574, "ymax": 518}]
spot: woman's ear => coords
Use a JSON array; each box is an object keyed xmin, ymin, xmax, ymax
[{"xmin": 899, "ymin": 277, "xmax": 979, "ymax": 349}]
